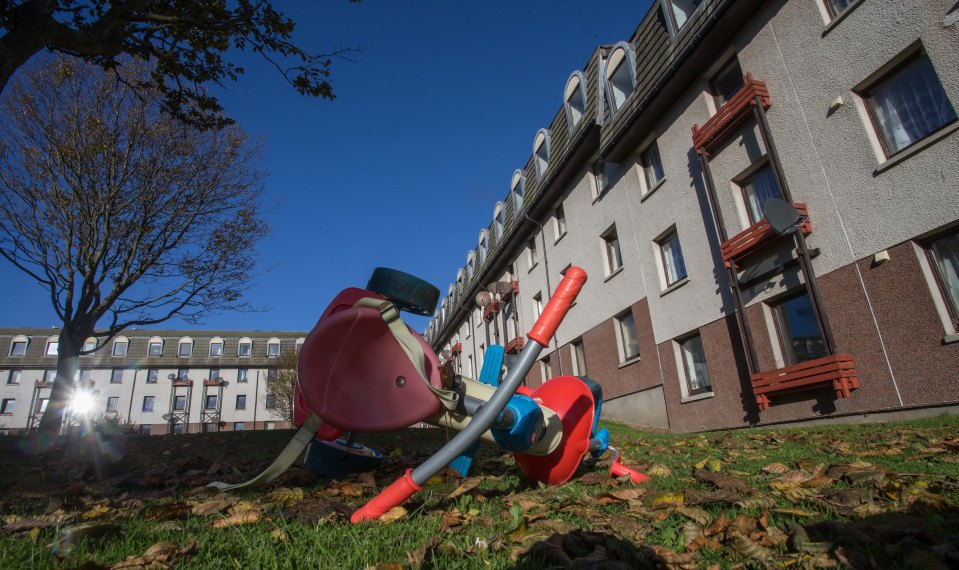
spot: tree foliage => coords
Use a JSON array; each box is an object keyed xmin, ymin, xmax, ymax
[
  {"xmin": 0, "ymin": 56, "xmax": 268, "ymax": 438},
  {"xmin": 0, "ymin": 0, "xmax": 356, "ymax": 129},
  {"xmin": 266, "ymin": 349, "xmax": 297, "ymax": 425}
]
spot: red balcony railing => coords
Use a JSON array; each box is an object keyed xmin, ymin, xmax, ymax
[
  {"xmin": 692, "ymin": 73, "xmax": 771, "ymax": 154},
  {"xmin": 751, "ymin": 354, "xmax": 858, "ymax": 411},
  {"xmin": 721, "ymin": 203, "xmax": 812, "ymax": 266},
  {"xmin": 505, "ymin": 337, "xmax": 525, "ymax": 354},
  {"xmin": 450, "ymin": 342, "xmax": 462, "ymax": 355},
  {"xmin": 483, "ymin": 300, "xmax": 500, "ymax": 322}
]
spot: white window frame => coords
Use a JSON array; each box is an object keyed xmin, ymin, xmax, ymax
[
  {"xmin": 178, "ymin": 337, "xmax": 194, "ymax": 357},
  {"xmin": 614, "ymin": 309, "xmax": 641, "ymax": 363},
  {"xmin": 9, "ymin": 336, "xmax": 28, "ymax": 357},
  {"xmin": 553, "ymin": 203, "xmax": 567, "ymax": 242},
  {"xmin": 267, "ymin": 337, "xmax": 281, "ymax": 357},
  {"xmin": 112, "ymin": 336, "xmax": 129, "ymax": 357},
  {"xmin": 511, "ymin": 170, "xmax": 526, "ymax": 215},
  {"xmin": 601, "ymin": 225, "xmax": 624, "ymax": 276},
  {"xmin": 564, "ymin": 71, "xmax": 587, "ymax": 134},
  {"xmin": 603, "ymin": 43, "xmax": 637, "ymax": 115},
  {"xmin": 493, "ymin": 202, "xmax": 505, "ymax": 240},
  {"xmin": 661, "ymin": 0, "xmax": 704, "ymax": 36},
  {"xmin": 238, "ymin": 337, "xmax": 253, "ymax": 357},
  {"xmin": 527, "ymin": 236, "xmax": 539, "ymax": 269},
  {"xmin": 534, "ymin": 129, "xmax": 551, "ymax": 178},
  {"xmin": 147, "ymin": 336, "xmax": 164, "ymax": 357},
  {"xmin": 478, "ymin": 229, "xmax": 489, "ymax": 264},
  {"xmin": 570, "ymin": 340, "xmax": 587, "ymax": 376},
  {"xmin": 209, "ymin": 337, "xmax": 224, "ymax": 357},
  {"xmin": 673, "ymin": 333, "xmax": 713, "ymax": 399},
  {"xmin": 655, "ymin": 227, "xmax": 688, "ymax": 289},
  {"xmin": 639, "ymin": 140, "xmax": 666, "ymax": 195},
  {"xmin": 81, "ymin": 338, "xmax": 97, "ymax": 355},
  {"xmin": 532, "ymin": 292, "xmax": 544, "ymax": 322},
  {"xmin": 45, "ymin": 336, "xmax": 59, "ymax": 356}
]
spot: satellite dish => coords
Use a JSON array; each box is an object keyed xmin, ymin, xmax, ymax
[
  {"xmin": 162, "ymin": 413, "xmax": 173, "ymax": 421},
  {"xmin": 490, "ymin": 281, "xmax": 512, "ymax": 296},
  {"xmin": 765, "ymin": 198, "xmax": 803, "ymax": 236},
  {"xmin": 439, "ymin": 349, "xmax": 451, "ymax": 360},
  {"xmin": 475, "ymin": 291, "xmax": 492, "ymax": 308}
]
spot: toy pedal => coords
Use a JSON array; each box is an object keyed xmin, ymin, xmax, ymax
[
  {"xmin": 304, "ymin": 437, "xmax": 384, "ymax": 479},
  {"xmin": 514, "ymin": 376, "xmax": 595, "ymax": 485}
]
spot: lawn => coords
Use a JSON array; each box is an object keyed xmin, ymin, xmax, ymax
[{"xmin": 1, "ymin": 415, "xmax": 957, "ymax": 569}]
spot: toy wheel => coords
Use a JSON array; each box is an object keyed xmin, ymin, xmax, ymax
[
  {"xmin": 366, "ymin": 268, "xmax": 439, "ymax": 316},
  {"xmin": 304, "ymin": 438, "xmax": 384, "ymax": 478}
]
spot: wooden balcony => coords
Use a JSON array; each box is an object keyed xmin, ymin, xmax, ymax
[
  {"xmin": 203, "ymin": 378, "xmax": 224, "ymax": 386},
  {"xmin": 720, "ymin": 203, "xmax": 812, "ymax": 266},
  {"xmin": 172, "ymin": 379, "xmax": 192, "ymax": 387},
  {"xmin": 35, "ymin": 381, "xmax": 52, "ymax": 389},
  {"xmin": 505, "ymin": 337, "xmax": 525, "ymax": 354},
  {"xmin": 692, "ymin": 73, "xmax": 771, "ymax": 154},
  {"xmin": 483, "ymin": 301, "xmax": 500, "ymax": 322},
  {"xmin": 751, "ymin": 354, "xmax": 858, "ymax": 411}
]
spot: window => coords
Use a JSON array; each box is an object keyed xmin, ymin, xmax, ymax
[
  {"xmin": 511, "ymin": 170, "xmax": 526, "ymax": 215},
  {"xmin": 265, "ymin": 421, "xmax": 276, "ymax": 430},
  {"xmin": 106, "ymin": 397, "xmax": 119, "ymax": 413},
  {"xmin": 267, "ymin": 338, "xmax": 281, "ymax": 357},
  {"xmin": 615, "ymin": 310, "xmax": 641, "ymax": 362},
  {"xmin": 709, "ymin": 57, "xmax": 744, "ymax": 109},
  {"xmin": 209, "ymin": 337, "xmax": 223, "ymax": 357},
  {"xmin": 665, "ymin": 0, "xmax": 703, "ymax": 33},
  {"xmin": 640, "ymin": 142, "xmax": 665, "ymax": 192},
  {"xmin": 176, "ymin": 368, "xmax": 190, "ymax": 381},
  {"xmin": 236, "ymin": 394, "xmax": 247, "ymax": 410},
  {"xmin": 861, "ymin": 50, "xmax": 957, "ymax": 157},
  {"xmin": 478, "ymin": 230, "xmax": 488, "ymax": 263},
  {"xmin": 532, "ymin": 292, "xmax": 543, "ymax": 321},
  {"xmin": 824, "ymin": 0, "xmax": 855, "ymax": 19},
  {"xmin": 77, "ymin": 369, "xmax": 92, "ymax": 383},
  {"xmin": 237, "ymin": 368, "xmax": 249, "ymax": 383},
  {"xmin": 658, "ymin": 229, "xmax": 688, "ymax": 286},
  {"xmin": 267, "ymin": 368, "xmax": 278, "ymax": 382},
  {"xmin": 265, "ymin": 394, "xmax": 276, "ymax": 409},
  {"xmin": 467, "ymin": 252, "xmax": 476, "ymax": 280},
  {"xmin": 142, "ymin": 396, "xmax": 155, "ymax": 412},
  {"xmin": 139, "ymin": 425, "xmax": 152, "ymax": 436},
  {"xmin": 171, "ymin": 423, "xmax": 185, "ymax": 435},
  {"xmin": 680, "ymin": 335, "xmax": 712, "ymax": 395},
  {"xmin": 111, "ymin": 369, "xmax": 124, "ymax": 384},
  {"xmin": 205, "ymin": 395, "xmax": 218, "ymax": 410},
  {"xmin": 209, "ymin": 368, "xmax": 220, "ymax": 381},
  {"xmin": 527, "ymin": 237, "xmax": 539, "ymax": 268},
  {"xmin": 234, "ymin": 422, "xmax": 246, "ymax": 431},
  {"xmin": 771, "ymin": 292, "xmax": 827, "ymax": 366},
  {"xmin": 112, "ymin": 337, "xmax": 128, "ymax": 357},
  {"xmin": 238, "ymin": 338, "xmax": 252, "ymax": 357},
  {"xmin": 82, "ymin": 338, "xmax": 97, "ymax": 354},
  {"xmin": 740, "ymin": 163, "xmax": 783, "ymax": 224},
  {"xmin": 147, "ymin": 337, "xmax": 163, "ymax": 357},
  {"xmin": 539, "ymin": 356, "xmax": 552, "ymax": 382},
  {"xmin": 295, "ymin": 338, "xmax": 305, "ymax": 353},
  {"xmin": 553, "ymin": 204, "xmax": 567, "ymax": 241},
  {"xmin": 571, "ymin": 340, "xmax": 587, "ymax": 376},
  {"xmin": 44, "ymin": 370, "xmax": 57, "ymax": 383},
  {"xmin": 1, "ymin": 399, "xmax": 14, "ymax": 414},
  {"xmin": 564, "ymin": 71, "xmax": 587, "ymax": 132},
  {"xmin": 147, "ymin": 369, "xmax": 159, "ymax": 383},
  {"xmin": 9, "ymin": 337, "xmax": 27, "ymax": 356},
  {"xmin": 203, "ymin": 423, "xmax": 217, "ymax": 433},
  {"xmin": 534, "ymin": 129, "xmax": 551, "ymax": 177},
  {"xmin": 7, "ymin": 370, "xmax": 21, "ymax": 385},
  {"xmin": 178, "ymin": 337, "xmax": 193, "ymax": 357},
  {"xmin": 494, "ymin": 203, "xmax": 505, "ymax": 240},
  {"xmin": 605, "ymin": 45, "xmax": 635, "ymax": 114},
  {"xmin": 37, "ymin": 398, "xmax": 49, "ymax": 413},
  {"xmin": 924, "ymin": 229, "xmax": 959, "ymax": 329},
  {"xmin": 45, "ymin": 338, "xmax": 58, "ymax": 356},
  {"xmin": 602, "ymin": 226, "xmax": 624, "ymax": 275},
  {"xmin": 174, "ymin": 395, "xmax": 187, "ymax": 411}
]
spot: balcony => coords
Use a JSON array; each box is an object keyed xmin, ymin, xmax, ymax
[
  {"xmin": 692, "ymin": 73, "xmax": 771, "ymax": 154},
  {"xmin": 505, "ymin": 337, "xmax": 525, "ymax": 354},
  {"xmin": 483, "ymin": 301, "xmax": 500, "ymax": 322},
  {"xmin": 172, "ymin": 379, "xmax": 193, "ymax": 387},
  {"xmin": 751, "ymin": 354, "xmax": 858, "ymax": 411},
  {"xmin": 450, "ymin": 342, "xmax": 462, "ymax": 355},
  {"xmin": 721, "ymin": 202, "xmax": 812, "ymax": 266},
  {"xmin": 203, "ymin": 378, "xmax": 224, "ymax": 386}
]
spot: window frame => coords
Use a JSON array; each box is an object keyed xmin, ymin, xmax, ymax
[
  {"xmin": 112, "ymin": 336, "xmax": 129, "ymax": 357},
  {"xmin": 234, "ymin": 422, "xmax": 246, "ymax": 431},
  {"xmin": 7, "ymin": 370, "xmax": 22, "ymax": 385},
  {"xmin": 238, "ymin": 338, "xmax": 252, "ymax": 357},
  {"xmin": 45, "ymin": 338, "xmax": 59, "ymax": 356},
  {"xmin": 209, "ymin": 337, "xmax": 224, "ymax": 357},
  {"xmin": 553, "ymin": 203, "xmax": 567, "ymax": 242},
  {"xmin": 142, "ymin": 396, "xmax": 155, "ymax": 412},
  {"xmin": 174, "ymin": 395, "xmax": 187, "ymax": 411},
  {"xmin": 236, "ymin": 394, "xmax": 247, "ymax": 410},
  {"xmin": 615, "ymin": 310, "xmax": 641, "ymax": 363},
  {"xmin": 738, "ymin": 160, "xmax": 783, "ymax": 225},
  {"xmin": 602, "ymin": 225, "xmax": 624, "ymax": 276},
  {"xmin": 106, "ymin": 396, "xmax": 119, "ymax": 413},
  {"xmin": 679, "ymin": 333, "xmax": 712, "ymax": 396},
  {"xmin": 564, "ymin": 71, "xmax": 588, "ymax": 134},
  {"xmin": 657, "ymin": 228, "xmax": 688, "ymax": 287},
  {"xmin": 478, "ymin": 229, "xmax": 489, "ymax": 263},
  {"xmin": 640, "ymin": 141, "xmax": 666, "ymax": 193},
  {"xmin": 1, "ymin": 399, "xmax": 14, "ymax": 415},
  {"xmin": 708, "ymin": 56, "xmax": 745, "ymax": 110},
  {"xmin": 661, "ymin": 0, "xmax": 704, "ymax": 35},
  {"xmin": 527, "ymin": 236, "xmax": 539, "ymax": 269},
  {"xmin": 178, "ymin": 337, "xmax": 193, "ymax": 357},
  {"xmin": 267, "ymin": 338, "xmax": 281, "ymax": 358},
  {"xmin": 9, "ymin": 337, "xmax": 28, "ymax": 357},
  {"xmin": 147, "ymin": 337, "xmax": 163, "ymax": 357},
  {"xmin": 237, "ymin": 368, "xmax": 249, "ymax": 383},
  {"xmin": 111, "ymin": 369, "xmax": 124, "ymax": 384},
  {"xmin": 858, "ymin": 47, "xmax": 958, "ymax": 159},
  {"xmin": 205, "ymin": 394, "xmax": 218, "ymax": 410},
  {"xmin": 511, "ymin": 170, "xmax": 526, "ymax": 215},
  {"xmin": 604, "ymin": 43, "xmax": 637, "ymax": 115},
  {"xmin": 769, "ymin": 291, "xmax": 828, "ymax": 367},
  {"xmin": 571, "ymin": 340, "xmax": 587, "ymax": 376},
  {"xmin": 534, "ymin": 129, "xmax": 551, "ymax": 178},
  {"xmin": 922, "ymin": 228, "xmax": 959, "ymax": 330},
  {"xmin": 146, "ymin": 369, "xmax": 159, "ymax": 383},
  {"xmin": 493, "ymin": 202, "xmax": 505, "ymax": 240}
]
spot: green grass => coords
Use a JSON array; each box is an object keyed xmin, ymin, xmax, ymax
[{"xmin": 1, "ymin": 415, "xmax": 958, "ymax": 568}]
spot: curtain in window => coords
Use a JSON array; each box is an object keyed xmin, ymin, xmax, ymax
[
  {"xmin": 682, "ymin": 336, "xmax": 711, "ymax": 391},
  {"xmin": 931, "ymin": 233, "xmax": 959, "ymax": 315},
  {"xmin": 870, "ymin": 56, "xmax": 957, "ymax": 155},
  {"xmin": 744, "ymin": 166, "xmax": 782, "ymax": 223},
  {"xmin": 663, "ymin": 235, "xmax": 687, "ymax": 283},
  {"xmin": 620, "ymin": 313, "xmax": 639, "ymax": 358}
]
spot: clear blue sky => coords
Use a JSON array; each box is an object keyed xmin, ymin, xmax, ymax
[{"xmin": 1, "ymin": 0, "xmax": 652, "ymax": 334}]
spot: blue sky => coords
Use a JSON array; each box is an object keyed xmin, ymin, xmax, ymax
[{"xmin": 1, "ymin": 0, "xmax": 653, "ymax": 334}]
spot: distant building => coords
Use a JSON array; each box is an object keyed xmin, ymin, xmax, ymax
[
  {"xmin": 0, "ymin": 328, "xmax": 304, "ymax": 435},
  {"xmin": 425, "ymin": 0, "xmax": 959, "ymax": 432}
]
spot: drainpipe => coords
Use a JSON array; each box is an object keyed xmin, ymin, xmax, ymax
[
  {"xmin": 128, "ymin": 369, "xmax": 137, "ymax": 428},
  {"xmin": 253, "ymin": 369, "xmax": 260, "ymax": 429},
  {"xmin": 523, "ymin": 213, "xmax": 564, "ymax": 376}
]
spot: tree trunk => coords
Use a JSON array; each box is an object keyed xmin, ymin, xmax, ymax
[{"xmin": 35, "ymin": 326, "xmax": 80, "ymax": 440}]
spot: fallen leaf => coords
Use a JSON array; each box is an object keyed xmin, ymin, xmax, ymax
[
  {"xmin": 438, "ymin": 508, "xmax": 466, "ymax": 531},
  {"xmin": 694, "ymin": 470, "xmax": 751, "ymax": 492},
  {"xmin": 728, "ymin": 529, "xmax": 774, "ymax": 565},
  {"xmin": 597, "ymin": 488, "xmax": 647, "ymax": 504},
  {"xmin": 647, "ymin": 464, "xmax": 672, "ymax": 477},
  {"xmin": 676, "ymin": 506, "xmax": 712, "ymax": 526},
  {"xmin": 81, "ymin": 504, "xmax": 111, "ymax": 520},
  {"xmin": 212, "ymin": 511, "xmax": 261, "ymax": 528},
  {"xmin": 191, "ymin": 496, "xmax": 236, "ymax": 516},
  {"xmin": 142, "ymin": 502, "xmax": 192, "ymax": 521},
  {"xmin": 109, "ymin": 538, "xmax": 198, "ymax": 569},
  {"xmin": 772, "ymin": 507, "xmax": 819, "ymax": 518},
  {"xmin": 378, "ymin": 506, "xmax": 407, "ymax": 524},
  {"xmin": 762, "ymin": 462, "xmax": 790, "ymax": 474},
  {"xmin": 445, "ymin": 477, "xmax": 483, "ymax": 501},
  {"xmin": 682, "ymin": 521, "xmax": 703, "ymax": 547},
  {"xmin": 270, "ymin": 528, "xmax": 288, "ymax": 542},
  {"xmin": 649, "ymin": 492, "xmax": 684, "ymax": 508}
]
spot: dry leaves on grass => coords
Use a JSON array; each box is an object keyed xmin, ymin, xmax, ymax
[
  {"xmin": 109, "ymin": 538, "xmax": 198, "ymax": 570},
  {"xmin": 211, "ymin": 511, "xmax": 261, "ymax": 528}
]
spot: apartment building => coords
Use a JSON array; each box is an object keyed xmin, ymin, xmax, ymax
[
  {"xmin": 425, "ymin": 0, "xmax": 959, "ymax": 432},
  {"xmin": 0, "ymin": 328, "xmax": 304, "ymax": 435}
]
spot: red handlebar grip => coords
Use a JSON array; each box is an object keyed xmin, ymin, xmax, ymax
[
  {"xmin": 350, "ymin": 469, "xmax": 422, "ymax": 523},
  {"xmin": 528, "ymin": 266, "xmax": 587, "ymax": 347},
  {"xmin": 610, "ymin": 456, "xmax": 649, "ymax": 484}
]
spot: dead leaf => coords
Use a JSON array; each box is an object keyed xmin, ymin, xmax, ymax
[
  {"xmin": 772, "ymin": 507, "xmax": 819, "ymax": 518},
  {"xmin": 109, "ymin": 538, "xmax": 198, "ymax": 569},
  {"xmin": 728, "ymin": 529, "xmax": 774, "ymax": 565},
  {"xmin": 3, "ymin": 518, "xmax": 60, "ymax": 534},
  {"xmin": 676, "ymin": 506, "xmax": 712, "ymax": 526},
  {"xmin": 649, "ymin": 492, "xmax": 684, "ymax": 508},
  {"xmin": 762, "ymin": 462, "xmax": 790, "ymax": 474},
  {"xmin": 142, "ymin": 502, "xmax": 192, "ymax": 521},
  {"xmin": 262, "ymin": 487, "xmax": 305, "ymax": 506},
  {"xmin": 445, "ymin": 477, "xmax": 483, "ymax": 501},
  {"xmin": 651, "ymin": 544, "xmax": 700, "ymax": 569},
  {"xmin": 597, "ymin": 488, "xmax": 647, "ymax": 504},
  {"xmin": 683, "ymin": 521, "xmax": 703, "ymax": 547},
  {"xmin": 81, "ymin": 504, "xmax": 111, "ymax": 520},
  {"xmin": 694, "ymin": 470, "xmax": 751, "ymax": 492},
  {"xmin": 191, "ymin": 496, "xmax": 236, "ymax": 516},
  {"xmin": 212, "ymin": 511, "xmax": 261, "ymax": 528},
  {"xmin": 684, "ymin": 488, "xmax": 743, "ymax": 505},
  {"xmin": 438, "ymin": 508, "xmax": 466, "ymax": 531},
  {"xmin": 378, "ymin": 506, "xmax": 407, "ymax": 524},
  {"xmin": 647, "ymin": 464, "xmax": 672, "ymax": 477},
  {"xmin": 270, "ymin": 528, "xmax": 288, "ymax": 542}
]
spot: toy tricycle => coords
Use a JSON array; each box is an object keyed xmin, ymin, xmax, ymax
[{"xmin": 211, "ymin": 266, "xmax": 646, "ymax": 522}]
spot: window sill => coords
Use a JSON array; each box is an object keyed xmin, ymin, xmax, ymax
[
  {"xmin": 604, "ymin": 267, "xmax": 624, "ymax": 282},
  {"xmin": 640, "ymin": 178, "xmax": 666, "ymax": 203},
  {"xmin": 618, "ymin": 356, "xmax": 641, "ymax": 369},
  {"xmin": 944, "ymin": 333, "xmax": 959, "ymax": 345},
  {"xmin": 592, "ymin": 186, "xmax": 612, "ymax": 205},
  {"xmin": 554, "ymin": 232, "xmax": 567, "ymax": 245},
  {"xmin": 681, "ymin": 391, "xmax": 714, "ymax": 404},
  {"xmin": 821, "ymin": 0, "xmax": 865, "ymax": 36},
  {"xmin": 528, "ymin": 262, "xmax": 539, "ymax": 273},
  {"xmin": 660, "ymin": 277, "xmax": 690, "ymax": 297},
  {"xmin": 874, "ymin": 122, "xmax": 959, "ymax": 175}
]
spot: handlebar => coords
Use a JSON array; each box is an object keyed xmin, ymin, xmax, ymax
[{"xmin": 528, "ymin": 266, "xmax": 586, "ymax": 347}]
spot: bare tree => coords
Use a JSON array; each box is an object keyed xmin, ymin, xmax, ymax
[
  {"xmin": 0, "ymin": 0, "xmax": 358, "ymax": 129},
  {"xmin": 0, "ymin": 56, "xmax": 268, "ymax": 441},
  {"xmin": 265, "ymin": 350, "xmax": 297, "ymax": 425}
]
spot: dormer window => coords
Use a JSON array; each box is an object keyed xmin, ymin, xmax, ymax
[
  {"xmin": 112, "ymin": 336, "xmax": 129, "ymax": 357},
  {"xmin": 493, "ymin": 202, "xmax": 505, "ymax": 240},
  {"xmin": 178, "ymin": 336, "xmax": 193, "ymax": 357},
  {"xmin": 8, "ymin": 335, "xmax": 28, "ymax": 357},
  {"xmin": 209, "ymin": 337, "xmax": 224, "ymax": 357},
  {"xmin": 467, "ymin": 251, "xmax": 476, "ymax": 280},
  {"xmin": 267, "ymin": 338, "xmax": 281, "ymax": 357},
  {"xmin": 511, "ymin": 170, "xmax": 526, "ymax": 215},
  {"xmin": 564, "ymin": 71, "xmax": 587, "ymax": 133},
  {"xmin": 533, "ymin": 129, "xmax": 551, "ymax": 178},
  {"xmin": 45, "ymin": 336, "xmax": 59, "ymax": 356},
  {"xmin": 238, "ymin": 337, "xmax": 252, "ymax": 357},
  {"xmin": 605, "ymin": 43, "xmax": 636, "ymax": 114},
  {"xmin": 147, "ymin": 336, "xmax": 164, "ymax": 357},
  {"xmin": 663, "ymin": 0, "xmax": 704, "ymax": 34},
  {"xmin": 478, "ymin": 230, "xmax": 489, "ymax": 264}
]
